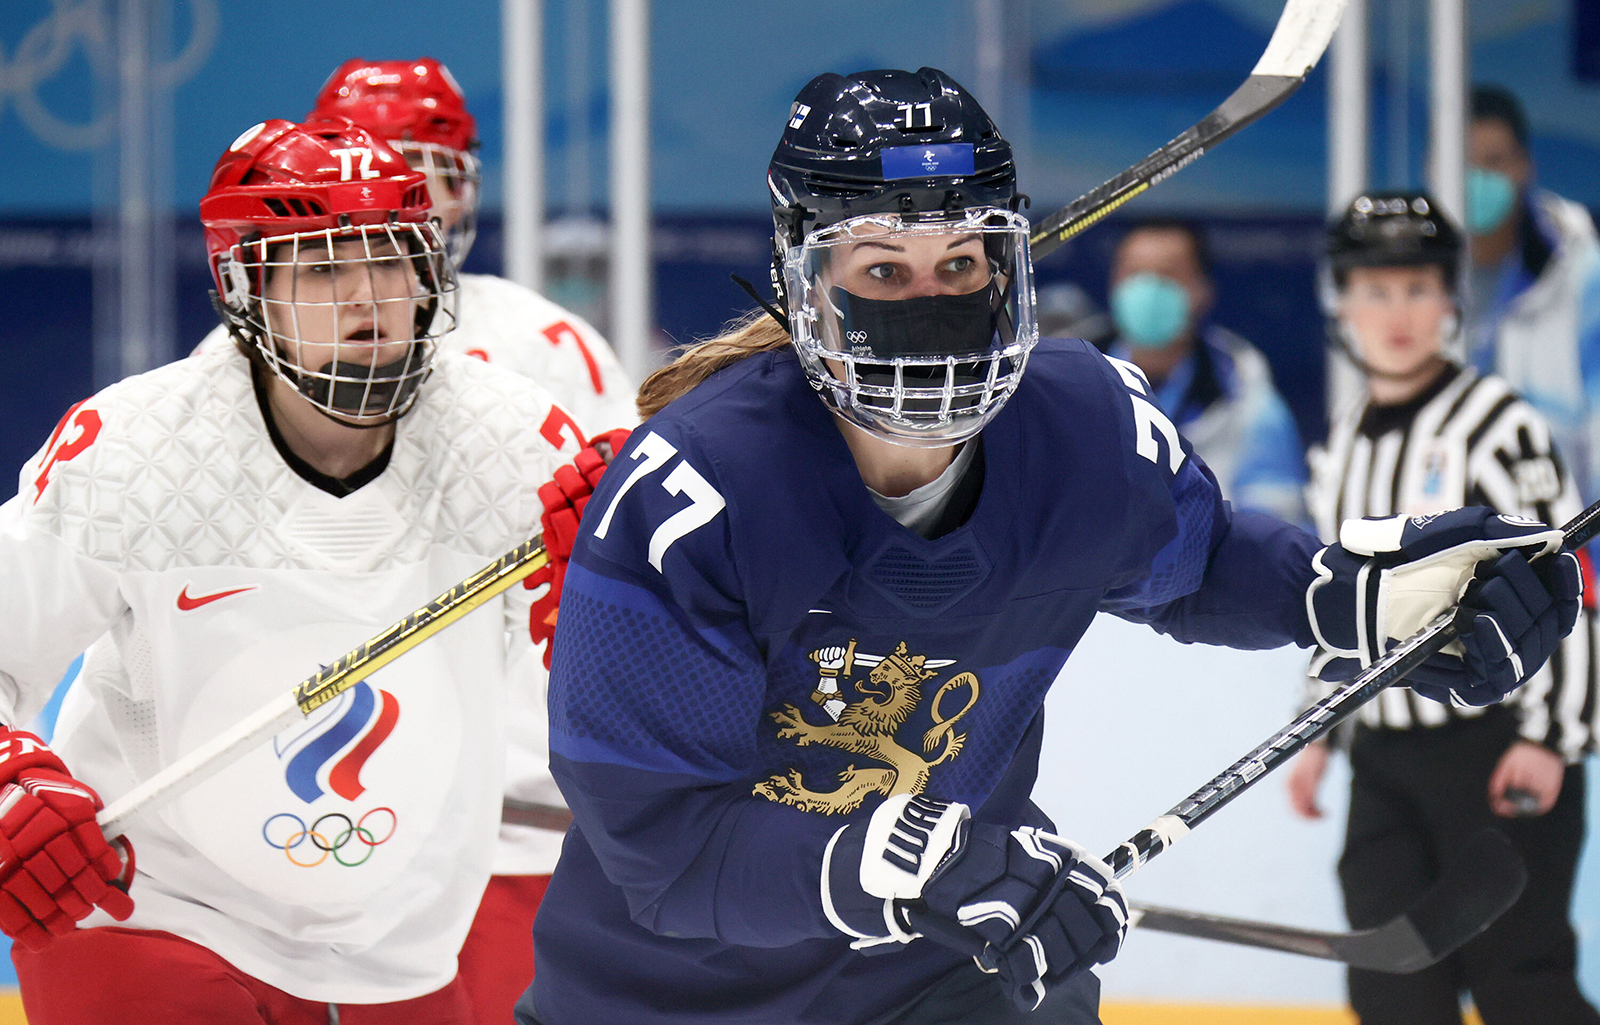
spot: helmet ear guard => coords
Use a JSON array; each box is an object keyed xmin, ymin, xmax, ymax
[{"xmin": 220, "ymin": 252, "xmax": 254, "ymax": 312}]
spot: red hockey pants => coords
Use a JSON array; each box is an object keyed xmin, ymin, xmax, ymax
[
  {"xmin": 13, "ymin": 926, "xmax": 476, "ymax": 1024},
  {"xmin": 457, "ymin": 874, "xmax": 551, "ymax": 1025}
]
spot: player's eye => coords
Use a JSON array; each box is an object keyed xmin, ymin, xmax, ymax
[
  {"xmin": 865, "ymin": 263, "xmax": 900, "ymax": 282},
  {"xmin": 942, "ymin": 256, "xmax": 976, "ymax": 275}
]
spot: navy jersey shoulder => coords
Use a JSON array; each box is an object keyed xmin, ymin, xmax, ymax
[{"xmin": 583, "ymin": 339, "xmax": 1200, "ymax": 621}]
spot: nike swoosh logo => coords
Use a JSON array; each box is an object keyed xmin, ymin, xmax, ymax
[{"xmin": 176, "ymin": 584, "xmax": 258, "ymax": 611}]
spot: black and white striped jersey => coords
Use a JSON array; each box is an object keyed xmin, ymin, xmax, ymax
[{"xmin": 1305, "ymin": 363, "xmax": 1597, "ymax": 761}]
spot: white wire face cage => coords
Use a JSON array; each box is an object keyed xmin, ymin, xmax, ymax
[
  {"xmin": 220, "ymin": 220, "xmax": 459, "ymax": 425},
  {"xmin": 393, "ymin": 140, "xmax": 482, "ymax": 269},
  {"xmin": 782, "ymin": 207, "xmax": 1039, "ymax": 448}
]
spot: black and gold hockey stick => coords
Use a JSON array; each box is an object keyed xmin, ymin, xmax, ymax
[
  {"xmin": 96, "ymin": 538, "xmax": 549, "ymax": 838},
  {"xmin": 1028, "ymin": 0, "xmax": 1348, "ymax": 259}
]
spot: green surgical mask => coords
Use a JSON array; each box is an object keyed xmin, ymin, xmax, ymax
[
  {"xmin": 1111, "ymin": 272, "xmax": 1191, "ymax": 349},
  {"xmin": 1467, "ymin": 167, "xmax": 1517, "ymax": 234}
]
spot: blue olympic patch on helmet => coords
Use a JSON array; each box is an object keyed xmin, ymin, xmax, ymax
[{"xmin": 881, "ymin": 143, "xmax": 975, "ymax": 180}]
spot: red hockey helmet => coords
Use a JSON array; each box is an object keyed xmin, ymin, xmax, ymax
[
  {"xmin": 200, "ymin": 117, "xmax": 458, "ymax": 424},
  {"xmin": 310, "ymin": 59, "xmax": 482, "ymax": 267},
  {"xmin": 310, "ymin": 58, "xmax": 476, "ymax": 151}
]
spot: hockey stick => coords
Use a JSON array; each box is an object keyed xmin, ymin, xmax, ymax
[
  {"xmin": 908, "ymin": 495, "xmax": 1600, "ymax": 968},
  {"xmin": 1028, "ymin": 0, "xmax": 1347, "ymax": 260},
  {"xmin": 95, "ymin": 537, "xmax": 550, "ymax": 838},
  {"xmin": 1100, "ymin": 495, "xmax": 1600, "ymax": 880},
  {"xmin": 502, "ymin": 798, "xmax": 575, "ymax": 833},
  {"xmin": 1127, "ymin": 828, "xmax": 1526, "ymax": 971}
]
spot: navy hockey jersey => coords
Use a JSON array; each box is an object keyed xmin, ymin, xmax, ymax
[{"xmin": 529, "ymin": 339, "xmax": 1320, "ymax": 1025}]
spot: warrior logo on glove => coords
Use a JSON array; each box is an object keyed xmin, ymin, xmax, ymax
[{"xmin": 754, "ymin": 640, "xmax": 981, "ymax": 816}]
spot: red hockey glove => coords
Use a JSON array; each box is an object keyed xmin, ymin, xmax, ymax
[
  {"xmin": 528, "ymin": 428, "xmax": 633, "ymax": 666},
  {"xmin": 0, "ymin": 730, "xmax": 133, "ymax": 951}
]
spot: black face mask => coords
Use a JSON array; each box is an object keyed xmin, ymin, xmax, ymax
[
  {"xmin": 294, "ymin": 346, "xmax": 427, "ymax": 419},
  {"xmin": 829, "ymin": 284, "xmax": 1016, "ymax": 414},
  {"xmin": 830, "ymin": 283, "xmax": 1009, "ymax": 359}
]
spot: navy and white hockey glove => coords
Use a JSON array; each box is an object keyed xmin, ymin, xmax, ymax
[
  {"xmin": 822, "ymin": 794, "xmax": 1127, "ymax": 1011},
  {"xmin": 1306, "ymin": 508, "xmax": 1581, "ymax": 706}
]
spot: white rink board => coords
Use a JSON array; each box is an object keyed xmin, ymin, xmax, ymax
[{"xmin": 1033, "ymin": 613, "xmax": 1351, "ymax": 1004}]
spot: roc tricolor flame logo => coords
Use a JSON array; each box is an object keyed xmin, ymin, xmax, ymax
[{"xmin": 274, "ymin": 680, "xmax": 400, "ymax": 804}]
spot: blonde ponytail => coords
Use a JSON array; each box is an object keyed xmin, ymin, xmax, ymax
[{"xmin": 636, "ymin": 310, "xmax": 792, "ymax": 419}]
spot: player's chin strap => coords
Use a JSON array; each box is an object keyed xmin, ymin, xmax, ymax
[
  {"xmin": 730, "ymin": 273, "xmax": 790, "ymax": 333},
  {"xmin": 209, "ymin": 290, "xmax": 416, "ymax": 433}
]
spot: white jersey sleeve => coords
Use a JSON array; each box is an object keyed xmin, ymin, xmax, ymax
[
  {"xmin": 447, "ymin": 273, "xmax": 639, "ymax": 436},
  {"xmin": 0, "ymin": 402, "xmax": 130, "ymax": 724}
]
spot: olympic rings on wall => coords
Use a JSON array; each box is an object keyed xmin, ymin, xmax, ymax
[
  {"xmin": 261, "ymin": 808, "xmax": 397, "ymax": 868},
  {"xmin": 3, "ymin": 0, "xmax": 219, "ymax": 151}
]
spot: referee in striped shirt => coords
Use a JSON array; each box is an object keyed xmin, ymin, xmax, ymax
[{"xmin": 1288, "ymin": 191, "xmax": 1599, "ymax": 1025}]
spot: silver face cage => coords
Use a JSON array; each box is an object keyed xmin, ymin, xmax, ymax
[
  {"xmin": 393, "ymin": 140, "xmax": 481, "ymax": 269},
  {"xmin": 781, "ymin": 207, "xmax": 1039, "ymax": 448},
  {"xmin": 218, "ymin": 220, "xmax": 459, "ymax": 425}
]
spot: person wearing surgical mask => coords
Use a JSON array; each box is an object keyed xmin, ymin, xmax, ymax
[
  {"xmin": 1106, "ymin": 219, "xmax": 1307, "ymax": 523},
  {"xmin": 1462, "ymin": 84, "xmax": 1600, "ymax": 501}
]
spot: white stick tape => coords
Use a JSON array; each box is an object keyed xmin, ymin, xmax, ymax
[
  {"xmin": 1149, "ymin": 813, "xmax": 1192, "ymax": 850},
  {"xmin": 1252, "ymin": 0, "xmax": 1349, "ymax": 79}
]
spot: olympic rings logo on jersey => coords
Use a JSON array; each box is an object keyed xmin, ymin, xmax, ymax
[{"xmin": 261, "ymin": 808, "xmax": 397, "ymax": 868}]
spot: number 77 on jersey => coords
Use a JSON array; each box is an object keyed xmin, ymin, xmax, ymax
[{"xmin": 592, "ymin": 432, "xmax": 726, "ymax": 572}]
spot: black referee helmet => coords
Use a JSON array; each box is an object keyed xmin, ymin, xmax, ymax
[{"xmin": 1327, "ymin": 190, "xmax": 1463, "ymax": 291}]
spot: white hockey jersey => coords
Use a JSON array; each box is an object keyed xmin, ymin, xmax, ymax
[
  {"xmin": 194, "ymin": 273, "xmax": 638, "ymax": 877},
  {"xmin": 448, "ymin": 273, "xmax": 637, "ymax": 436},
  {"xmin": 0, "ymin": 345, "xmax": 576, "ymax": 1002},
  {"xmin": 444, "ymin": 274, "xmax": 637, "ymax": 876}
]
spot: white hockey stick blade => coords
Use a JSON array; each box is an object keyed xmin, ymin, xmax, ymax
[
  {"xmin": 1029, "ymin": 0, "xmax": 1347, "ymax": 259},
  {"xmin": 1253, "ymin": 0, "xmax": 1349, "ymax": 78},
  {"xmin": 1127, "ymin": 830, "xmax": 1527, "ymax": 973}
]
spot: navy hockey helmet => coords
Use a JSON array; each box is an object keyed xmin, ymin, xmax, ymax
[
  {"xmin": 1327, "ymin": 190, "xmax": 1462, "ymax": 291},
  {"xmin": 769, "ymin": 69, "xmax": 1037, "ymax": 449},
  {"xmin": 768, "ymin": 67, "xmax": 1018, "ymax": 249}
]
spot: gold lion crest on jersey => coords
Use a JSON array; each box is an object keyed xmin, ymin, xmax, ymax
[{"xmin": 752, "ymin": 639, "xmax": 980, "ymax": 815}]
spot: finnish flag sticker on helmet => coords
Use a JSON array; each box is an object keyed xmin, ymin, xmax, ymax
[{"xmin": 881, "ymin": 143, "xmax": 975, "ymax": 180}]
